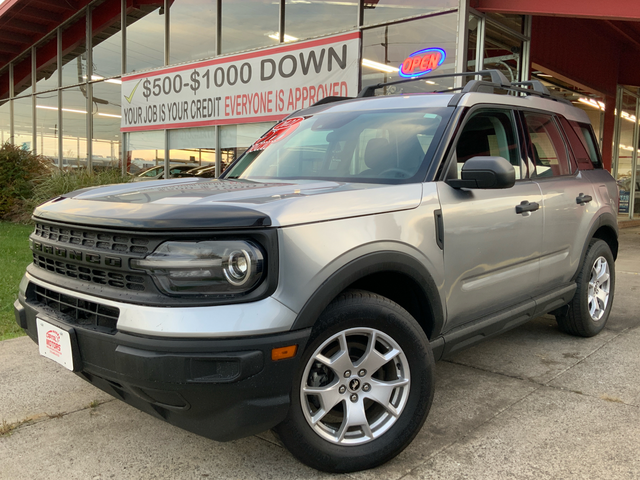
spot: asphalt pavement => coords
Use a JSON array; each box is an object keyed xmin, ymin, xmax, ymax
[{"xmin": 2, "ymin": 226, "xmax": 640, "ymax": 479}]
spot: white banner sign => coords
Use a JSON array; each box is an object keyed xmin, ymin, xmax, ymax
[{"xmin": 121, "ymin": 32, "xmax": 361, "ymax": 132}]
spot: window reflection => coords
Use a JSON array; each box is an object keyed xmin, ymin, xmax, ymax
[
  {"xmin": 0, "ymin": 100, "xmax": 11, "ymax": 144},
  {"xmin": 220, "ymin": 122, "xmax": 275, "ymax": 170},
  {"xmin": 363, "ymin": 0, "xmax": 457, "ymax": 26},
  {"xmin": 0, "ymin": 69, "xmax": 8, "ymax": 101},
  {"xmin": 168, "ymin": 127, "xmax": 216, "ymax": 176},
  {"xmin": 92, "ymin": 0, "xmax": 123, "ymax": 79},
  {"xmin": 61, "ymin": 15, "xmax": 87, "ymax": 87},
  {"xmin": 36, "ymin": 35, "xmax": 58, "ymax": 92},
  {"xmin": 285, "ymin": 0, "xmax": 357, "ymax": 41},
  {"xmin": 92, "ymin": 80, "xmax": 121, "ymax": 169},
  {"xmin": 361, "ymin": 14, "xmax": 458, "ymax": 95},
  {"xmin": 483, "ymin": 21, "xmax": 522, "ymax": 83},
  {"xmin": 486, "ymin": 13, "xmax": 524, "ymax": 34},
  {"xmin": 13, "ymin": 53, "xmax": 32, "ymax": 97},
  {"xmin": 62, "ymin": 86, "xmax": 88, "ymax": 167},
  {"xmin": 125, "ymin": 130, "xmax": 164, "ymax": 174},
  {"xmin": 126, "ymin": 1, "xmax": 165, "ymax": 72},
  {"xmin": 221, "ymin": 0, "xmax": 279, "ymax": 54},
  {"xmin": 36, "ymin": 93, "xmax": 59, "ymax": 161},
  {"xmin": 14, "ymin": 96, "xmax": 33, "ymax": 152},
  {"xmin": 170, "ymin": 0, "xmax": 217, "ymax": 64}
]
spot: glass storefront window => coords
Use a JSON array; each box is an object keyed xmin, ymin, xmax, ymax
[
  {"xmin": 92, "ymin": 0, "xmax": 123, "ymax": 79},
  {"xmin": 483, "ymin": 21, "xmax": 523, "ymax": 83},
  {"xmin": 13, "ymin": 96, "xmax": 33, "ymax": 152},
  {"xmin": 169, "ymin": 127, "xmax": 216, "ymax": 175},
  {"xmin": 126, "ymin": 2, "xmax": 165, "ymax": 73},
  {"xmin": 0, "ymin": 99, "xmax": 10, "ymax": 144},
  {"xmin": 614, "ymin": 90, "xmax": 639, "ymax": 218},
  {"xmin": 221, "ymin": 0, "xmax": 279, "ymax": 54},
  {"xmin": 220, "ymin": 122, "xmax": 275, "ymax": 170},
  {"xmin": 485, "ymin": 13, "xmax": 524, "ymax": 34},
  {"xmin": 0, "ymin": 68, "xmax": 8, "ymax": 101},
  {"xmin": 170, "ymin": 0, "xmax": 217, "ymax": 64},
  {"xmin": 125, "ymin": 130, "xmax": 165, "ymax": 174},
  {"xmin": 363, "ymin": 0, "xmax": 457, "ymax": 27},
  {"xmin": 36, "ymin": 35, "xmax": 58, "ymax": 92},
  {"xmin": 35, "ymin": 93, "xmax": 59, "ymax": 161},
  {"xmin": 466, "ymin": 14, "xmax": 480, "ymax": 73},
  {"xmin": 61, "ymin": 15, "xmax": 87, "ymax": 87},
  {"xmin": 91, "ymin": 80, "xmax": 121, "ymax": 169},
  {"xmin": 285, "ymin": 1, "xmax": 357, "ymax": 42},
  {"xmin": 13, "ymin": 53, "xmax": 32, "ymax": 98},
  {"xmin": 361, "ymin": 13, "xmax": 458, "ymax": 95},
  {"xmin": 62, "ymin": 86, "xmax": 88, "ymax": 167}
]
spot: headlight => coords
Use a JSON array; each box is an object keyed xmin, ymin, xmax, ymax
[{"xmin": 131, "ymin": 240, "xmax": 264, "ymax": 296}]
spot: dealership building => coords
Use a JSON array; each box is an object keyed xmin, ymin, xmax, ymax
[{"xmin": 1, "ymin": 0, "xmax": 640, "ymax": 215}]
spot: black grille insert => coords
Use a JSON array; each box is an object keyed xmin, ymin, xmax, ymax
[
  {"xmin": 34, "ymin": 223, "xmax": 150, "ymax": 255},
  {"xmin": 33, "ymin": 254, "xmax": 146, "ymax": 291},
  {"xmin": 31, "ymin": 284, "xmax": 120, "ymax": 334}
]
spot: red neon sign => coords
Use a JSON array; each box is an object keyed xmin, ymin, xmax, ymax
[{"xmin": 399, "ymin": 48, "xmax": 446, "ymax": 79}]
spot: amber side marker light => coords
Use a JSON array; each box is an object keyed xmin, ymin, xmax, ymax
[{"xmin": 272, "ymin": 345, "xmax": 298, "ymax": 361}]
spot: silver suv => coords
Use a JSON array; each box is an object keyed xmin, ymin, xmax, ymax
[{"xmin": 15, "ymin": 71, "xmax": 618, "ymax": 473}]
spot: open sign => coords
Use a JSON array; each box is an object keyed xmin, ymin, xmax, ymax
[{"xmin": 399, "ymin": 48, "xmax": 446, "ymax": 79}]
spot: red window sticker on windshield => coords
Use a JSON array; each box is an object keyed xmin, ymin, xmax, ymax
[{"xmin": 247, "ymin": 117, "xmax": 304, "ymax": 153}]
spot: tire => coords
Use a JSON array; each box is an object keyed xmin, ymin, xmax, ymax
[
  {"xmin": 274, "ymin": 290, "xmax": 435, "ymax": 473},
  {"xmin": 556, "ymin": 239, "xmax": 615, "ymax": 337}
]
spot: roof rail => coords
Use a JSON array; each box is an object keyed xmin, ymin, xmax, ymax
[
  {"xmin": 310, "ymin": 96, "xmax": 353, "ymax": 107},
  {"xmin": 358, "ymin": 70, "xmax": 572, "ymax": 105},
  {"xmin": 357, "ymin": 69, "xmax": 511, "ymax": 98}
]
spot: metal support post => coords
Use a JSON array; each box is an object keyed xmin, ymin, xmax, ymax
[
  {"xmin": 215, "ymin": 125, "xmax": 221, "ymax": 178},
  {"xmin": 455, "ymin": 0, "xmax": 470, "ymax": 88}
]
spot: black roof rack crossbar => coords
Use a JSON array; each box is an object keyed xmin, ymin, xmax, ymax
[
  {"xmin": 459, "ymin": 79, "xmax": 572, "ymax": 106},
  {"xmin": 357, "ymin": 69, "xmax": 511, "ymax": 97},
  {"xmin": 511, "ymin": 80, "xmax": 551, "ymax": 97}
]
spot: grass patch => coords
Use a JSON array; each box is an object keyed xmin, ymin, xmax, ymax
[{"xmin": 0, "ymin": 222, "xmax": 33, "ymax": 340}]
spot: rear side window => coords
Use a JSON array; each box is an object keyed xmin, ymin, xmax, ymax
[
  {"xmin": 524, "ymin": 112, "xmax": 572, "ymax": 177},
  {"xmin": 570, "ymin": 120, "xmax": 603, "ymax": 168},
  {"xmin": 557, "ymin": 116, "xmax": 594, "ymax": 171}
]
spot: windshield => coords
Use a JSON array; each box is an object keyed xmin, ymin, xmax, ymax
[{"xmin": 223, "ymin": 107, "xmax": 452, "ymax": 183}]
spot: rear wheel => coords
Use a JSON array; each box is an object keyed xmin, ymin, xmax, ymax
[
  {"xmin": 556, "ymin": 239, "xmax": 615, "ymax": 337},
  {"xmin": 274, "ymin": 290, "xmax": 434, "ymax": 473}
]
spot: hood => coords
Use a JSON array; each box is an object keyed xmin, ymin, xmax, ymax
[{"xmin": 33, "ymin": 178, "xmax": 423, "ymax": 230}]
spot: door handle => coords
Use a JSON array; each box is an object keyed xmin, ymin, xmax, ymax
[
  {"xmin": 515, "ymin": 200, "xmax": 540, "ymax": 214},
  {"xmin": 576, "ymin": 193, "xmax": 593, "ymax": 205}
]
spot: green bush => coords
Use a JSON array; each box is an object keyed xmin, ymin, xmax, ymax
[
  {"xmin": 28, "ymin": 168, "xmax": 131, "ymax": 213},
  {"xmin": 0, "ymin": 142, "xmax": 49, "ymax": 221},
  {"xmin": 0, "ymin": 142, "xmax": 132, "ymax": 223}
]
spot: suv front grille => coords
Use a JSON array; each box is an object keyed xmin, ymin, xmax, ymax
[
  {"xmin": 33, "ymin": 253, "xmax": 146, "ymax": 291},
  {"xmin": 34, "ymin": 223, "xmax": 150, "ymax": 255},
  {"xmin": 30, "ymin": 284, "xmax": 120, "ymax": 334}
]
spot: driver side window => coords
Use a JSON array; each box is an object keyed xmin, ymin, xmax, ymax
[{"xmin": 453, "ymin": 109, "xmax": 522, "ymax": 179}]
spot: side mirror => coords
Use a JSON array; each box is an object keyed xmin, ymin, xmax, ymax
[{"xmin": 446, "ymin": 156, "xmax": 516, "ymax": 189}]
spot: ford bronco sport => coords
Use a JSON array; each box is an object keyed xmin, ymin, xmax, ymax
[{"xmin": 15, "ymin": 71, "xmax": 618, "ymax": 473}]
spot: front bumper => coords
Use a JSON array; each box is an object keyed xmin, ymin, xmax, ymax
[{"xmin": 15, "ymin": 277, "xmax": 310, "ymax": 442}]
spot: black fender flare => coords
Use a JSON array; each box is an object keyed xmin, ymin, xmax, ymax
[
  {"xmin": 289, "ymin": 251, "xmax": 444, "ymax": 338},
  {"xmin": 572, "ymin": 212, "xmax": 618, "ymax": 282}
]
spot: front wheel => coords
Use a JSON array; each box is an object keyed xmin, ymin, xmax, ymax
[
  {"xmin": 556, "ymin": 239, "xmax": 615, "ymax": 337},
  {"xmin": 274, "ymin": 291, "xmax": 434, "ymax": 473}
]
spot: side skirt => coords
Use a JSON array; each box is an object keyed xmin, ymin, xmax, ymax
[{"xmin": 432, "ymin": 283, "xmax": 576, "ymax": 360}]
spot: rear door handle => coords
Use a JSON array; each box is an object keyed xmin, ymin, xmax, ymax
[
  {"xmin": 515, "ymin": 200, "xmax": 540, "ymax": 214},
  {"xmin": 576, "ymin": 193, "xmax": 593, "ymax": 205}
]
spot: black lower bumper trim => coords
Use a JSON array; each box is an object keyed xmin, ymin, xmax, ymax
[{"xmin": 16, "ymin": 292, "xmax": 310, "ymax": 441}]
